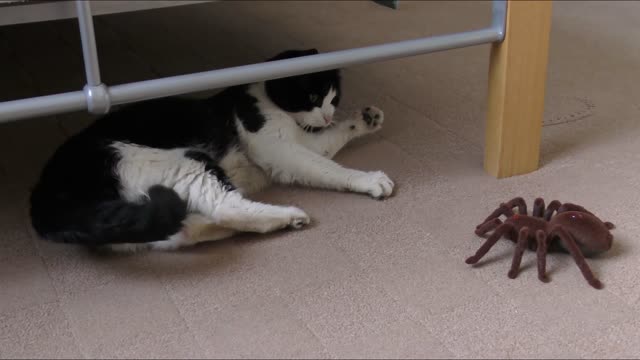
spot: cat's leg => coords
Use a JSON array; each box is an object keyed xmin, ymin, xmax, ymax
[
  {"xmin": 114, "ymin": 143, "xmax": 310, "ymax": 234},
  {"xmin": 112, "ymin": 214, "xmax": 237, "ymax": 252},
  {"xmin": 218, "ymin": 147, "xmax": 270, "ymax": 196},
  {"xmin": 246, "ymin": 135, "xmax": 394, "ymax": 199},
  {"xmin": 302, "ymin": 106, "xmax": 384, "ymax": 159},
  {"xmin": 212, "ymin": 190, "xmax": 310, "ymax": 233},
  {"xmin": 179, "ymin": 150, "xmax": 310, "ymax": 232},
  {"xmin": 156, "ymin": 214, "xmax": 237, "ymax": 250},
  {"xmin": 115, "ymin": 143, "xmax": 234, "ymax": 217},
  {"xmin": 112, "ymin": 202, "xmax": 309, "ymax": 251},
  {"xmin": 149, "ymin": 191, "xmax": 311, "ymax": 250}
]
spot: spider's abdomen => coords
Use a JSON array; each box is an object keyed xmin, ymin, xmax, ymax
[{"xmin": 552, "ymin": 211, "xmax": 613, "ymax": 256}]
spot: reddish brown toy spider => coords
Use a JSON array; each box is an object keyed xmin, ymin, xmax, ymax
[{"xmin": 465, "ymin": 197, "xmax": 614, "ymax": 289}]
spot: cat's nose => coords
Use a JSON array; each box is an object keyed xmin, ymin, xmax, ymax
[{"xmin": 324, "ymin": 115, "xmax": 333, "ymax": 124}]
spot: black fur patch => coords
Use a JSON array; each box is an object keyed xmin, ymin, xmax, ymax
[
  {"xmin": 205, "ymin": 85, "xmax": 267, "ymax": 133},
  {"xmin": 184, "ymin": 150, "xmax": 236, "ymax": 191},
  {"xmin": 84, "ymin": 96, "xmax": 240, "ymax": 158},
  {"xmin": 265, "ymin": 49, "xmax": 341, "ymax": 114},
  {"xmin": 299, "ymin": 123, "xmax": 335, "ymax": 134},
  {"xmin": 29, "ymin": 136, "xmax": 188, "ymax": 246}
]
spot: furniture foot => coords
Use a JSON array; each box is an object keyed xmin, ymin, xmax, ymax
[{"xmin": 484, "ymin": 0, "xmax": 553, "ymax": 178}]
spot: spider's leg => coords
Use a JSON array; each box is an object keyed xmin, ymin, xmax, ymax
[
  {"xmin": 604, "ymin": 222, "xmax": 615, "ymax": 230},
  {"xmin": 479, "ymin": 197, "xmax": 527, "ymax": 226},
  {"xmin": 536, "ymin": 230, "xmax": 550, "ymax": 283},
  {"xmin": 505, "ymin": 197, "xmax": 528, "ymax": 215},
  {"xmin": 543, "ymin": 200, "xmax": 562, "ymax": 221},
  {"xmin": 475, "ymin": 218, "xmax": 503, "ymax": 236},
  {"xmin": 478, "ymin": 204, "xmax": 515, "ymax": 228},
  {"xmin": 466, "ymin": 223, "xmax": 514, "ymax": 265},
  {"xmin": 549, "ymin": 226, "xmax": 603, "ymax": 289},
  {"xmin": 508, "ymin": 227, "xmax": 530, "ymax": 279},
  {"xmin": 478, "ymin": 197, "xmax": 528, "ymax": 229},
  {"xmin": 533, "ymin": 198, "xmax": 545, "ymax": 218}
]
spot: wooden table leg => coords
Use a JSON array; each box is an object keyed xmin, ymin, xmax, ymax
[{"xmin": 484, "ymin": 0, "xmax": 553, "ymax": 178}]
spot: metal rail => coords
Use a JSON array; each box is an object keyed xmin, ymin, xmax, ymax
[{"xmin": 0, "ymin": 0, "xmax": 507, "ymax": 123}]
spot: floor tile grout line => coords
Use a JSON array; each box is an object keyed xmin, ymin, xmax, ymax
[
  {"xmin": 268, "ymin": 253, "xmax": 355, "ymax": 359},
  {"xmin": 376, "ymin": 134, "xmax": 450, "ymax": 185},
  {"xmin": 28, "ymin": 207, "xmax": 91, "ymax": 358},
  {"xmin": 0, "ymin": 295, "xmax": 73, "ymax": 350},
  {"xmin": 275, "ymin": 266, "xmax": 457, "ymax": 359},
  {"xmin": 374, "ymin": 131, "xmax": 479, "ymax": 198},
  {"xmin": 0, "ymin": 296, "xmax": 62, "ymax": 319},
  {"xmin": 327, "ymin": 239, "xmax": 461, "ymax": 357},
  {"xmin": 32, "ymin": 245, "xmax": 89, "ymax": 358},
  {"xmin": 24, "ymin": 180, "xmax": 94, "ymax": 359},
  {"xmin": 383, "ymin": 90, "xmax": 484, "ymax": 152},
  {"xmin": 273, "ymin": 290, "xmax": 336, "ymax": 360},
  {"xmin": 155, "ymin": 276, "xmax": 209, "ymax": 357},
  {"xmin": 0, "ymin": 298, "xmax": 61, "ymax": 315}
]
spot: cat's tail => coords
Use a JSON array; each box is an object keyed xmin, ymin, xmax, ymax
[{"xmin": 30, "ymin": 185, "xmax": 188, "ymax": 246}]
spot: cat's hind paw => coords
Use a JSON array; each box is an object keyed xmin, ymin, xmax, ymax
[{"xmin": 286, "ymin": 207, "xmax": 311, "ymax": 229}]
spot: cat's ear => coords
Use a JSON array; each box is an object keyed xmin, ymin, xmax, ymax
[{"xmin": 266, "ymin": 48, "xmax": 319, "ymax": 62}]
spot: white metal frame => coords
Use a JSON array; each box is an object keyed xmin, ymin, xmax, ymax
[{"xmin": 0, "ymin": 0, "xmax": 507, "ymax": 123}]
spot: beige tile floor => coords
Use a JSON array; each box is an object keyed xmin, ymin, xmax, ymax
[{"xmin": 1, "ymin": 1, "xmax": 639, "ymax": 358}]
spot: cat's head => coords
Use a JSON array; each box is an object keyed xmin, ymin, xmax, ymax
[{"xmin": 264, "ymin": 49, "xmax": 341, "ymax": 128}]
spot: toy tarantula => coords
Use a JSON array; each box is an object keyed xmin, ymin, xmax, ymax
[{"xmin": 465, "ymin": 197, "xmax": 614, "ymax": 289}]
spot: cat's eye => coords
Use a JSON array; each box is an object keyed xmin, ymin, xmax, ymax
[{"xmin": 309, "ymin": 94, "xmax": 319, "ymax": 103}]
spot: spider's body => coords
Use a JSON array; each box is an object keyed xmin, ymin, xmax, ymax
[{"xmin": 466, "ymin": 197, "xmax": 614, "ymax": 289}]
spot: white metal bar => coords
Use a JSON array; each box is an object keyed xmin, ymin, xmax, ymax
[
  {"xmin": 76, "ymin": 0, "xmax": 102, "ymax": 87},
  {"xmin": 0, "ymin": 0, "xmax": 507, "ymax": 123},
  {"xmin": 0, "ymin": 91, "xmax": 87, "ymax": 121},
  {"xmin": 108, "ymin": 28, "xmax": 501, "ymax": 105},
  {"xmin": 75, "ymin": 0, "xmax": 111, "ymax": 114}
]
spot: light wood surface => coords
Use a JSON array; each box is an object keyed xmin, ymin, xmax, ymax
[{"xmin": 484, "ymin": 0, "xmax": 553, "ymax": 178}]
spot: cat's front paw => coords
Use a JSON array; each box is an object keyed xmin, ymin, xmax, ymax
[
  {"xmin": 362, "ymin": 106, "xmax": 384, "ymax": 131},
  {"xmin": 347, "ymin": 106, "xmax": 384, "ymax": 136},
  {"xmin": 353, "ymin": 171, "xmax": 394, "ymax": 199}
]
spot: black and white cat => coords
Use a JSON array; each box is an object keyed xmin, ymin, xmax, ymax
[{"xmin": 29, "ymin": 49, "xmax": 394, "ymax": 251}]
